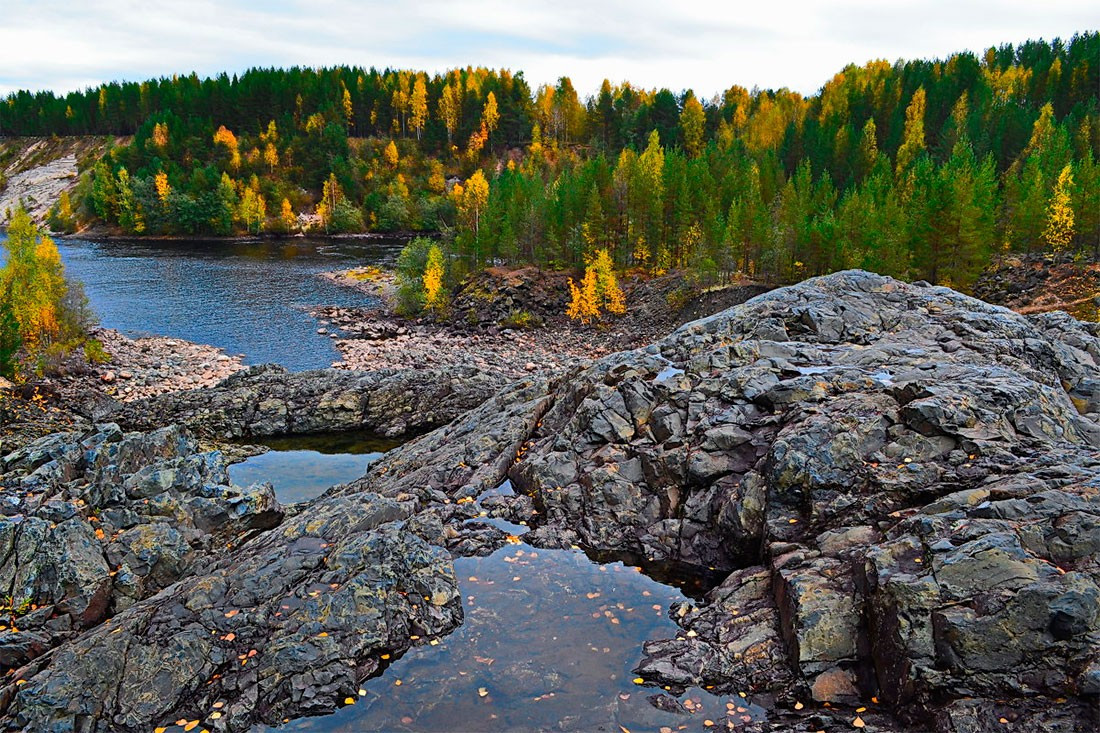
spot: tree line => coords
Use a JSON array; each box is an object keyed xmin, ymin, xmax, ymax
[{"xmin": 3, "ymin": 33, "xmax": 1097, "ymax": 290}]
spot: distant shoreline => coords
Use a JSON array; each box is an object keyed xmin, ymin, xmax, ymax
[{"xmin": 49, "ymin": 230, "xmax": 441, "ymax": 244}]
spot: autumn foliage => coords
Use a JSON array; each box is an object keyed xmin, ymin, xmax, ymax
[
  {"xmin": 566, "ymin": 249, "xmax": 626, "ymax": 324},
  {"xmin": 0, "ymin": 208, "xmax": 94, "ymax": 378},
  {"xmin": 422, "ymin": 245, "xmax": 447, "ymax": 314}
]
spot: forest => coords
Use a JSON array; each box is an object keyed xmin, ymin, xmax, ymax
[{"xmin": 2, "ymin": 32, "xmax": 1097, "ymax": 291}]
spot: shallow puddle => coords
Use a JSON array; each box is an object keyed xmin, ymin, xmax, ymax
[
  {"xmin": 228, "ymin": 432, "xmax": 402, "ymax": 504},
  {"xmin": 260, "ymin": 537, "xmax": 763, "ymax": 731}
]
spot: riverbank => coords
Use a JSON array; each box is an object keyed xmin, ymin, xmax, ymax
[
  {"xmin": 4, "ymin": 270, "xmax": 1099, "ymax": 733},
  {"xmin": 53, "ymin": 229, "xmax": 438, "ymax": 243},
  {"xmin": 86, "ymin": 328, "xmax": 245, "ymax": 400},
  {"xmin": 316, "ymin": 265, "xmax": 772, "ymax": 379}
]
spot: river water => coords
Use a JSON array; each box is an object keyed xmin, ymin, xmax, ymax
[{"xmin": 3, "ymin": 235, "xmax": 404, "ymax": 372}]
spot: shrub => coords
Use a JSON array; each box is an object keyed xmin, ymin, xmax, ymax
[{"xmin": 499, "ymin": 309, "xmax": 542, "ymax": 329}]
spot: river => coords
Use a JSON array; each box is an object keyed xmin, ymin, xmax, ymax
[{"xmin": 1, "ymin": 235, "xmax": 405, "ymax": 372}]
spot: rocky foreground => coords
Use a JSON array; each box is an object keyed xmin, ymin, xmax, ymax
[{"xmin": 0, "ymin": 270, "xmax": 1098, "ymax": 731}]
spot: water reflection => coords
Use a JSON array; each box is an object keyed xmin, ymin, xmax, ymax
[
  {"xmin": 263, "ymin": 542, "xmax": 761, "ymax": 733},
  {"xmin": 228, "ymin": 432, "xmax": 402, "ymax": 504}
]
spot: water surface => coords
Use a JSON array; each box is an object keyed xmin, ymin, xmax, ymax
[
  {"xmin": 228, "ymin": 432, "xmax": 402, "ymax": 504},
  {"xmin": 2, "ymin": 235, "xmax": 403, "ymax": 371}
]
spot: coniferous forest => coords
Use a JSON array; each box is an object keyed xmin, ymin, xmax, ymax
[{"xmin": 2, "ymin": 32, "xmax": 1097, "ymax": 290}]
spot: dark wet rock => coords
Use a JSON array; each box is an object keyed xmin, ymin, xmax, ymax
[
  {"xmin": 0, "ymin": 378, "xmax": 553, "ymax": 731},
  {"xmin": 110, "ymin": 364, "xmax": 508, "ymax": 439}
]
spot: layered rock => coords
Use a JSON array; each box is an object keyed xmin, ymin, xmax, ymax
[
  {"xmin": 110, "ymin": 363, "xmax": 508, "ymax": 438},
  {"xmin": 0, "ymin": 378, "xmax": 553, "ymax": 731},
  {"xmin": 505, "ymin": 271, "xmax": 1100, "ymax": 728},
  {"xmin": 2, "ymin": 270, "xmax": 1099, "ymax": 731}
]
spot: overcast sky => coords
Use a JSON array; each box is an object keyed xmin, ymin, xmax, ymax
[{"xmin": 1, "ymin": 1, "xmax": 1096, "ymax": 99}]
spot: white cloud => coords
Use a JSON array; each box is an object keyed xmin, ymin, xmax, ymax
[{"xmin": 1, "ymin": 0, "xmax": 1095, "ymax": 98}]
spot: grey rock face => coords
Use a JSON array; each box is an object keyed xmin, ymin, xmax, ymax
[
  {"xmin": 111, "ymin": 364, "xmax": 509, "ymax": 439},
  {"xmin": 0, "ymin": 424, "xmax": 283, "ymax": 666},
  {"xmin": 506, "ymin": 271, "xmax": 1100, "ymax": 728}
]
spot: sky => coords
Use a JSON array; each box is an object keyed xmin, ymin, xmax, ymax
[{"xmin": 1, "ymin": 0, "xmax": 1097, "ymax": 99}]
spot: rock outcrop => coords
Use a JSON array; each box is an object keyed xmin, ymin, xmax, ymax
[
  {"xmin": 0, "ymin": 424, "xmax": 281, "ymax": 671},
  {"xmin": 2, "ymin": 271, "xmax": 1098, "ymax": 731},
  {"xmin": 110, "ymin": 363, "xmax": 509, "ymax": 438}
]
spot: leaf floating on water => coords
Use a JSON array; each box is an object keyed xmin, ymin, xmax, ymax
[
  {"xmin": 632, "ymin": 677, "xmax": 645, "ymax": 685},
  {"xmin": 209, "ymin": 712, "xmax": 222, "ymax": 720},
  {"xmin": 401, "ymin": 717, "xmax": 414, "ymax": 724},
  {"xmin": 155, "ymin": 728, "xmax": 167, "ymax": 733},
  {"xmin": 852, "ymin": 716, "xmax": 866, "ymax": 728},
  {"xmin": 344, "ymin": 697, "xmax": 355, "ymax": 705},
  {"xmin": 619, "ymin": 727, "xmax": 631, "ymax": 733},
  {"xmin": 358, "ymin": 689, "xmax": 366, "ymax": 696},
  {"xmin": 183, "ymin": 721, "xmax": 200, "ymax": 732},
  {"xmin": 224, "ymin": 610, "xmax": 239, "ymax": 618},
  {"xmin": 794, "ymin": 701, "xmax": 804, "ymax": 710},
  {"xmin": 394, "ymin": 679, "xmax": 402, "ymax": 686},
  {"xmin": 478, "ymin": 687, "xmax": 489, "ymax": 698}
]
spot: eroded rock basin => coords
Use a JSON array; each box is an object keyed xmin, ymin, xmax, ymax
[
  {"xmin": 228, "ymin": 433, "xmax": 403, "ymax": 504},
  {"xmin": 257, "ymin": 537, "xmax": 762, "ymax": 732}
]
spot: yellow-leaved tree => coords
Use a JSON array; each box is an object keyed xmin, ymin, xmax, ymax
[
  {"xmin": 0, "ymin": 208, "xmax": 70, "ymax": 364},
  {"xmin": 422, "ymin": 244, "xmax": 447, "ymax": 314},
  {"xmin": 1044, "ymin": 164, "xmax": 1075, "ymax": 252},
  {"xmin": 410, "ymin": 76, "xmax": 428, "ymax": 140},
  {"xmin": 566, "ymin": 248, "xmax": 625, "ymax": 323},
  {"xmin": 383, "ymin": 140, "xmax": 400, "ymax": 169},
  {"xmin": 213, "ymin": 125, "xmax": 241, "ymax": 172},
  {"xmin": 154, "ymin": 171, "xmax": 171, "ymax": 204},
  {"xmin": 280, "ymin": 198, "xmax": 297, "ymax": 234},
  {"xmin": 566, "ymin": 269, "xmax": 599, "ymax": 324}
]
